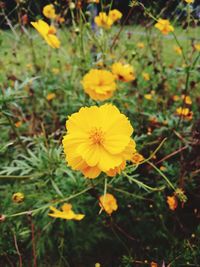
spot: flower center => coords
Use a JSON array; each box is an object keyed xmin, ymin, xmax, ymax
[{"xmin": 89, "ymin": 128, "xmax": 105, "ymax": 145}]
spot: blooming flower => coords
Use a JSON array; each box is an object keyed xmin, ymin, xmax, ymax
[
  {"xmin": 48, "ymin": 203, "xmax": 85, "ymax": 220},
  {"xmin": 15, "ymin": 121, "xmax": 22, "ymax": 128},
  {"xmin": 167, "ymin": 196, "xmax": 177, "ymax": 211},
  {"xmin": 99, "ymin": 193, "xmax": 118, "ymax": 214},
  {"xmin": 174, "ymin": 45, "xmax": 182, "ymax": 55},
  {"xmin": 46, "ymin": 93, "xmax": 56, "ymax": 101},
  {"xmin": 131, "ymin": 152, "xmax": 144, "ymax": 164},
  {"xmin": 185, "ymin": 0, "xmax": 194, "ymax": 3},
  {"xmin": 111, "ymin": 62, "xmax": 135, "ymax": 82},
  {"xmin": 31, "ymin": 20, "xmax": 60, "ymax": 48},
  {"xmin": 43, "ymin": 4, "xmax": 57, "ymax": 19},
  {"xmin": 155, "ymin": 19, "xmax": 174, "ymax": 35},
  {"xmin": 144, "ymin": 94, "xmax": 152, "ymax": 100},
  {"xmin": 12, "ymin": 192, "xmax": 24, "ymax": 203},
  {"xmin": 137, "ymin": 42, "xmax": 145, "ymax": 49},
  {"xmin": 81, "ymin": 69, "xmax": 116, "ymax": 101},
  {"xmin": 142, "ymin": 72, "xmax": 150, "ymax": 81},
  {"xmin": 62, "ymin": 104, "xmax": 136, "ymax": 179},
  {"xmin": 108, "ymin": 9, "xmax": 122, "ymax": 22},
  {"xmin": 94, "ymin": 12, "xmax": 113, "ymax": 29},
  {"xmin": 194, "ymin": 43, "xmax": 200, "ymax": 51},
  {"xmin": 176, "ymin": 107, "xmax": 193, "ymax": 120},
  {"xmin": 182, "ymin": 95, "xmax": 192, "ymax": 105}
]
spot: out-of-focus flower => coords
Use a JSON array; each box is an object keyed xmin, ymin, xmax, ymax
[
  {"xmin": 176, "ymin": 107, "xmax": 193, "ymax": 120},
  {"xmin": 95, "ymin": 263, "xmax": 101, "ymax": 267},
  {"xmin": 172, "ymin": 95, "xmax": 180, "ymax": 101},
  {"xmin": 48, "ymin": 203, "xmax": 85, "ymax": 220},
  {"xmin": 137, "ymin": 42, "xmax": 145, "ymax": 49},
  {"xmin": 81, "ymin": 69, "xmax": 116, "ymax": 101},
  {"xmin": 144, "ymin": 93, "xmax": 152, "ymax": 100},
  {"xmin": 111, "ymin": 62, "xmax": 135, "ymax": 82},
  {"xmin": 94, "ymin": 12, "xmax": 113, "ymax": 29},
  {"xmin": 151, "ymin": 262, "xmax": 158, "ymax": 267},
  {"xmin": 51, "ymin": 68, "xmax": 60, "ymax": 74},
  {"xmin": 182, "ymin": 95, "xmax": 192, "ymax": 105},
  {"xmin": 185, "ymin": 0, "xmax": 194, "ymax": 3},
  {"xmin": 15, "ymin": 121, "xmax": 22, "ymax": 128},
  {"xmin": 87, "ymin": 0, "xmax": 99, "ymax": 3},
  {"xmin": 12, "ymin": 192, "xmax": 25, "ymax": 203},
  {"xmin": 69, "ymin": 2, "xmax": 76, "ymax": 10},
  {"xmin": 142, "ymin": 72, "xmax": 150, "ymax": 81},
  {"xmin": 174, "ymin": 45, "xmax": 182, "ymax": 55},
  {"xmin": 46, "ymin": 93, "xmax": 56, "ymax": 101},
  {"xmin": 160, "ymin": 166, "xmax": 167, "ymax": 171},
  {"xmin": 55, "ymin": 15, "xmax": 65, "ymax": 23},
  {"xmin": 43, "ymin": 4, "xmax": 57, "ymax": 19},
  {"xmin": 62, "ymin": 104, "xmax": 136, "ymax": 179},
  {"xmin": 0, "ymin": 214, "xmax": 6, "ymax": 222},
  {"xmin": 131, "ymin": 152, "xmax": 144, "ymax": 164},
  {"xmin": 108, "ymin": 9, "xmax": 122, "ymax": 22},
  {"xmin": 167, "ymin": 195, "xmax": 177, "ymax": 211},
  {"xmin": 194, "ymin": 43, "xmax": 200, "ymax": 51},
  {"xmin": 31, "ymin": 20, "xmax": 60, "ymax": 48},
  {"xmin": 155, "ymin": 19, "xmax": 174, "ymax": 35},
  {"xmin": 21, "ymin": 14, "xmax": 28, "ymax": 25},
  {"xmin": 99, "ymin": 193, "xmax": 118, "ymax": 215}
]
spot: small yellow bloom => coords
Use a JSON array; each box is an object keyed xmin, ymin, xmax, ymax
[
  {"xmin": 31, "ymin": 20, "xmax": 60, "ymax": 48},
  {"xmin": 194, "ymin": 43, "xmax": 200, "ymax": 51},
  {"xmin": 144, "ymin": 94, "xmax": 152, "ymax": 100},
  {"xmin": 142, "ymin": 72, "xmax": 150, "ymax": 81},
  {"xmin": 137, "ymin": 42, "xmax": 145, "ymax": 49},
  {"xmin": 160, "ymin": 166, "xmax": 166, "ymax": 171},
  {"xmin": 167, "ymin": 196, "xmax": 177, "ymax": 211},
  {"xmin": 176, "ymin": 107, "xmax": 193, "ymax": 120},
  {"xmin": 99, "ymin": 193, "xmax": 118, "ymax": 215},
  {"xmin": 182, "ymin": 95, "xmax": 192, "ymax": 105},
  {"xmin": 185, "ymin": 0, "xmax": 194, "ymax": 3},
  {"xmin": 111, "ymin": 62, "xmax": 135, "ymax": 82},
  {"xmin": 108, "ymin": 9, "xmax": 122, "ymax": 22},
  {"xmin": 12, "ymin": 192, "xmax": 25, "ymax": 203},
  {"xmin": 172, "ymin": 95, "xmax": 180, "ymax": 101},
  {"xmin": 46, "ymin": 93, "xmax": 56, "ymax": 101},
  {"xmin": 95, "ymin": 263, "xmax": 101, "ymax": 267},
  {"xmin": 62, "ymin": 104, "xmax": 136, "ymax": 179},
  {"xmin": 155, "ymin": 19, "xmax": 174, "ymax": 35},
  {"xmin": 94, "ymin": 12, "xmax": 113, "ymax": 29},
  {"xmin": 51, "ymin": 68, "xmax": 60, "ymax": 74},
  {"xmin": 15, "ymin": 121, "xmax": 22, "ymax": 128},
  {"xmin": 173, "ymin": 45, "xmax": 182, "ymax": 55},
  {"xmin": 43, "ymin": 4, "xmax": 57, "ymax": 19},
  {"xmin": 48, "ymin": 203, "xmax": 85, "ymax": 221},
  {"xmin": 131, "ymin": 152, "xmax": 144, "ymax": 164},
  {"xmin": 81, "ymin": 69, "xmax": 116, "ymax": 101}
]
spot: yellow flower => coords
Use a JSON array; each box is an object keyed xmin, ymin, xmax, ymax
[
  {"xmin": 12, "ymin": 192, "xmax": 25, "ymax": 203},
  {"xmin": 176, "ymin": 107, "xmax": 193, "ymax": 120},
  {"xmin": 111, "ymin": 62, "xmax": 135, "ymax": 82},
  {"xmin": 81, "ymin": 69, "xmax": 116, "ymax": 101},
  {"xmin": 15, "ymin": 121, "xmax": 22, "ymax": 128},
  {"xmin": 194, "ymin": 43, "xmax": 200, "ymax": 51},
  {"xmin": 173, "ymin": 45, "xmax": 182, "ymax": 55},
  {"xmin": 94, "ymin": 12, "xmax": 113, "ymax": 29},
  {"xmin": 48, "ymin": 203, "xmax": 85, "ymax": 220},
  {"xmin": 31, "ymin": 20, "xmax": 60, "ymax": 48},
  {"xmin": 46, "ymin": 93, "xmax": 56, "ymax": 101},
  {"xmin": 95, "ymin": 263, "xmax": 101, "ymax": 267},
  {"xmin": 99, "ymin": 193, "xmax": 118, "ymax": 215},
  {"xmin": 172, "ymin": 95, "xmax": 180, "ymax": 101},
  {"xmin": 51, "ymin": 68, "xmax": 60, "ymax": 74},
  {"xmin": 142, "ymin": 72, "xmax": 150, "ymax": 81},
  {"xmin": 62, "ymin": 104, "xmax": 136, "ymax": 179},
  {"xmin": 87, "ymin": 0, "xmax": 99, "ymax": 3},
  {"xmin": 108, "ymin": 9, "xmax": 122, "ymax": 22},
  {"xmin": 155, "ymin": 19, "xmax": 174, "ymax": 35},
  {"xmin": 43, "ymin": 4, "xmax": 57, "ymax": 19},
  {"xmin": 182, "ymin": 95, "xmax": 192, "ymax": 105},
  {"xmin": 137, "ymin": 42, "xmax": 145, "ymax": 49},
  {"xmin": 131, "ymin": 152, "xmax": 144, "ymax": 164},
  {"xmin": 185, "ymin": 0, "xmax": 194, "ymax": 3},
  {"xmin": 167, "ymin": 196, "xmax": 177, "ymax": 211},
  {"xmin": 144, "ymin": 94, "xmax": 152, "ymax": 100}
]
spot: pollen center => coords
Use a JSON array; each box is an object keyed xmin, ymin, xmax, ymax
[{"xmin": 89, "ymin": 128, "xmax": 105, "ymax": 145}]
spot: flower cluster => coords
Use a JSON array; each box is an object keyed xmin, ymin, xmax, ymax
[
  {"xmin": 95, "ymin": 9, "xmax": 122, "ymax": 29},
  {"xmin": 155, "ymin": 19, "xmax": 174, "ymax": 35}
]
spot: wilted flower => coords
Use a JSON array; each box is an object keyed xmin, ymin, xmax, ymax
[
  {"xmin": 49, "ymin": 203, "xmax": 85, "ymax": 220},
  {"xmin": 94, "ymin": 12, "xmax": 113, "ymax": 29},
  {"xmin": 62, "ymin": 104, "xmax": 136, "ymax": 179},
  {"xmin": 106, "ymin": 161, "xmax": 127, "ymax": 177},
  {"xmin": 131, "ymin": 152, "xmax": 144, "ymax": 164},
  {"xmin": 81, "ymin": 69, "xmax": 116, "ymax": 101},
  {"xmin": 31, "ymin": 20, "xmax": 60, "ymax": 48},
  {"xmin": 99, "ymin": 193, "xmax": 118, "ymax": 215},
  {"xmin": 108, "ymin": 9, "xmax": 122, "ymax": 22},
  {"xmin": 155, "ymin": 19, "xmax": 174, "ymax": 35},
  {"xmin": 12, "ymin": 192, "xmax": 25, "ymax": 203},
  {"xmin": 43, "ymin": 4, "xmax": 57, "ymax": 19},
  {"xmin": 111, "ymin": 62, "xmax": 135, "ymax": 82}
]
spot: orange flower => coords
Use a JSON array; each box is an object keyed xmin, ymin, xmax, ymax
[
  {"xmin": 131, "ymin": 152, "xmax": 144, "ymax": 164},
  {"xmin": 155, "ymin": 19, "xmax": 174, "ymax": 35},
  {"xmin": 167, "ymin": 196, "xmax": 177, "ymax": 211},
  {"xmin": 99, "ymin": 193, "xmax": 118, "ymax": 215}
]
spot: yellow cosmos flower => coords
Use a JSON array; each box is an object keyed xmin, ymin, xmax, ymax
[
  {"xmin": 174, "ymin": 45, "xmax": 182, "ymax": 55},
  {"xmin": 94, "ymin": 12, "xmax": 113, "ymax": 29},
  {"xmin": 43, "ymin": 4, "xmax": 57, "ymax": 19},
  {"xmin": 142, "ymin": 72, "xmax": 150, "ymax": 81},
  {"xmin": 194, "ymin": 43, "xmax": 200, "ymax": 51},
  {"xmin": 137, "ymin": 42, "xmax": 145, "ymax": 49},
  {"xmin": 31, "ymin": 20, "xmax": 60, "ymax": 48},
  {"xmin": 182, "ymin": 95, "xmax": 192, "ymax": 105},
  {"xmin": 111, "ymin": 62, "xmax": 135, "ymax": 82},
  {"xmin": 184, "ymin": 0, "xmax": 194, "ymax": 3},
  {"xmin": 99, "ymin": 193, "xmax": 118, "ymax": 215},
  {"xmin": 62, "ymin": 104, "xmax": 136, "ymax": 179},
  {"xmin": 12, "ymin": 192, "xmax": 24, "ymax": 203},
  {"xmin": 155, "ymin": 19, "xmax": 174, "ymax": 35},
  {"xmin": 108, "ymin": 9, "xmax": 122, "ymax": 22},
  {"xmin": 167, "ymin": 196, "xmax": 177, "ymax": 211},
  {"xmin": 131, "ymin": 152, "xmax": 144, "ymax": 164},
  {"xmin": 48, "ymin": 203, "xmax": 85, "ymax": 221},
  {"xmin": 176, "ymin": 107, "xmax": 193, "ymax": 120},
  {"xmin": 81, "ymin": 69, "xmax": 116, "ymax": 101}
]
